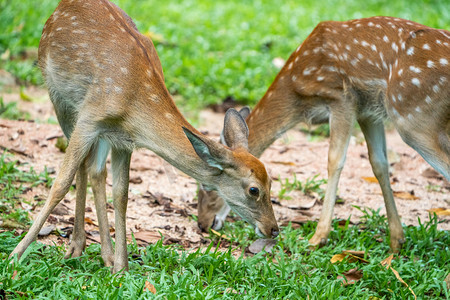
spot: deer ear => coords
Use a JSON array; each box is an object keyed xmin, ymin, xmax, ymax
[
  {"xmin": 183, "ymin": 127, "xmax": 232, "ymax": 171},
  {"xmin": 238, "ymin": 106, "xmax": 251, "ymax": 120},
  {"xmin": 222, "ymin": 108, "xmax": 249, "ymax": 150}
]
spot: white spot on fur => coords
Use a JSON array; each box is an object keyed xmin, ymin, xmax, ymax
[
  {"xmin": 292, "ymin": 75, "xmax": 297, "ymax": 82},
  {"xmin": 406, "ymin": 47, "xmax": 414, "ymax": 56},
  {"xmin": 422, "ymin": 44, "xmax": 431, "ymax": 50},
  {"xmin": 427, "ymin": 60, "xmax": 434, "ymax": 68},
  {"xmin": 411, "ymin": 78, "xmax": 420, "ymax": 87},
  {"xmin": 425, "ymin": 96, "xmax": 432, "ymax": 104},
  {"xmin": 114, "ymin": 86, "xmax": 123, "ymax": 93},
  {"xmin": 398, "ymin": 69, "xmax": 403, "ymax": 76},
  {"xmin": 120, "ymin": 67, "xmax": 128, "ymax": 74},
  {"xmin": 361, "ymin": 41, "xmax": 369, "ymax": 47},
  {"xmin": 409, "ymin": 66, "xmax": 421, "ymax": 73},
  {"xmin": 433, "ymin": 85, "xmax": 440, "ymax": 93},
  {"xmin": 317, "ymin": 76, "xmax": 324, "ymax": 81},
  {"xmin": 303, "ymin": 67, "xmax": 317, "ymax": 76},
  {"xmin": 105, "ymin": 77, "xmax": 113, "ymax": 84},
  {"xmin": 383, "ymin": 35, "xmax": 389, "ymax": 42},
  {"xmin": 397, "ymin": 94, "xmax": 402, "ymax": 101},
  {"xmin": 371, "ymin": 44, "xmax": 377, "ymax": 51},
  {"xmin": 439, "ymin": 58, "xmax": 448, "ymax": 66},
  {"xmin": 415, "ymin": 107, "xmax": 422, "ymax": 113},
  {"xmin": 392, "ymin": 43, "xmax": 398, "ymax": 52}
]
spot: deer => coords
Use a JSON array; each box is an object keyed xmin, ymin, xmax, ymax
[
  {"xmin": 197, "ymin": 16, "xmax": 450, "ymax": 252},
  {"xmin": 9, "ymin": 0, "xmax": 279, "ymax": 273}
]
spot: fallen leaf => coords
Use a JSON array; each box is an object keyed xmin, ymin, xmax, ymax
[
  {"xmin": 38, "ymin": 225, "xmax": 55, "ymax": 236},
  {"xmin": 393, "ymin": 191, "xmax": 419, "ymax": 200},
  {"xmin": 330, "ymin": 253, "xmax": 348, "ymax": 263},
  {"xmin": 210, "ymin": 229, "xmax": 230, "ymax": 240},
  {"xmin": 380, "ymin": 255, "xmax": 416, "ymax": 300},
  {"xmin": 12, "ymin": 270, "xmax": 18, "ymax": 280},
  {"xmin": 85, "ymin": 217, "xmax": 98, "ymax": 226},
  {"xmin": 337, "ymin": 268, "xmax": 363, "ymax": 285},
  {"xmin": 427, "ymin": 208, "xmax": 450, "ymax": 216},
  {"xmin": 51, "ymin": 203, "xmax": 69, "ymax": 215},
  {"xmin": 248, "ymin": 239, "xmax": 277, "ymax": 254},
  {"xmin": 331, "ymin": 250, "xmax": 369, "ymax": 264},
  {"xmin": 144, "ymin": 281, "xmax": 156, "ymax": 294},
  {"xmin": 445, "ymin": 273, "xmax": 450, "ymax": 290},
  {"xmin": 380, "ymin": 254, "xmax": 394, "ymax": 268},
  {"xmin": 421, "ymin": 168, "xmax": 444, "ymax": 180},
  {"xmin": 270, "ymin": 160, "xmax": 296, "ymax": 166},
  {"xmin": 128, "ymin": 231, "xmax": 161, "ymax": 246},
  {"xmin": 362, "ymin": 176, "xmax": 378, "ymax": 183},
  {"xmin": 129, "ymin": 176, "xmax": 143, "ymax": 184}
]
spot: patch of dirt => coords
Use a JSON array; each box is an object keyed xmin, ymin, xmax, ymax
[{"xmin": 0, "ymin": 87, "xmax": 448, "ymax": 252}]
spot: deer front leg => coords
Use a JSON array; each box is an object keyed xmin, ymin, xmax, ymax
[
  {"xmin": 309, "ymin": 107, "xmax": 355, "ymax": 247},
  {"xmin": 64, "ymin": 160, "xmax": 87, "ymax": 259},
  {"xmin": 11, "ymin": 129, "xmax": 92, "ymax": 260},
  {"xmin": 111, "ymin": 149, "xmax": 132, "ymax": 273},
  {"xmin": 90, "ymin": 167, "xmax": 114, "ymax": 267},
  {"xmin": 358, "ymin": 119, "xmax": 404, "ymax": 251}
]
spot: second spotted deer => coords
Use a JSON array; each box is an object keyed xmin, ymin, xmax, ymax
[{"xmin": 198, "ymin": 16, "xmax": 449, "ymax": 251}]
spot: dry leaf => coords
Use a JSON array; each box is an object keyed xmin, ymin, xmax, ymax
[
  {"xmin": 337, "ymin": 268, "xmax": 363, "ymax": 285},
  {"xmin": 362, "ymin": 176, "xmax": 379, "ymax": 183},
  {"xmin": 248, "ymin": 239, "xmax": 277, "ymax": 254},
  {"xmin": 393, "ymin": 191, "xmax": 419, "ymax": 200},
  {"xmin": 427, "ymin": 208, "xmax": 450, "ymax": 216},
  {"xmin": 38, "ymin": 225, "xmax": 55, "ymax": 236},
  {"xmin": 330, "ymin": 251, "xmax": 369, "ymax": 264},
  {"xmin": 84, "ymin": 217, "xmax": 98, "ymax": 226},
  {"xmin": 380, "ymin": 254, "xmax": 394, "ymax": 268},
  {"xmin": 330, "ymin": 253, "xmax": 348, "ymax": 263},
  {"xmin": 380, "ymin": 255, "xmax": 417, "ymax": 300},
  {"xmin": 421, "ymin": 168, "xmax": 444, "ymax": 180},
  {"xmin": 210, "ymin": 229, "xmax": 230, "ymax": 240},
  {"xmin": 445, "ymin": 273, "xmax": 450, "ymax": 290},
  {"xmin": 12, "ymin": 270, "xmax": 18, "ymax": 280},
  {"xmin": 144, "ymin": 281, "xmax": 157, "ymax": 294},
  {"xmin": 269, "ymin": 160, "xmax": 296, "ymax": 166},
  {"xmin": 128, "ymin": 231, "xmax": 161, "ymax": 246}
]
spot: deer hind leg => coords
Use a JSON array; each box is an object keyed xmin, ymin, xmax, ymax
[
  {"xmin": 64, "ymin": 159, "xmax": 88, "ymax": 259},
  {"xmin": 309, "ymin": 103, "xmax": 356, "ymax": 247},
  {"xmin": 110, "ymin": 148, "xmax": 132, "ymax": 273},
  {"xmin": 10, "ymin": 126, "xmax": 94, "ymax": 260},
  {"xmin": 88, "ymin": 139, "xmax": 114, "ymax": 267},
  {"xmin": 358, "ymin": 119, "xmax": 404, "ymax": 251}
]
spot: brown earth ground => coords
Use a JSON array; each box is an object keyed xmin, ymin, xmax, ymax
[{"xmin": 0, "ymin": 86, "xmax": 449, "ymax": 252}]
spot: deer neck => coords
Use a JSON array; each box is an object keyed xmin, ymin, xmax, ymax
[{"xmin": 129, "ymin": 92, "xmax": 219, "ymax": 184}]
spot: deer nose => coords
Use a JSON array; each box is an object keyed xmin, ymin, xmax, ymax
[{"xmin": 271, "ymin": 228, "xmax": 280, "ymax": 238}]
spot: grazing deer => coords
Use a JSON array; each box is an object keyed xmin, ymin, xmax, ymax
[
  {"xmin": 197, "ymin": 17, "xmax": 450, "ymax": 251},
  {"xmin": 9, "ymin": 0, "xmax": 278, "ymax": 273}
]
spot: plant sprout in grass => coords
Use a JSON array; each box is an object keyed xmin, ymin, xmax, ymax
[
  {"xmin": 278, "ymin": 173, "xmax": 327, "ymax": 200},
  {"xmin": 0, "ymin": 152, "xmax": 54, "ymax": 227}
]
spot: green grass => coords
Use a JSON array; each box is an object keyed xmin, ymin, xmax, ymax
[
  {"xmin": 0, "ymin": 210, "xmax": 448, "ymax": 299},
  {"xmin": 0, "ymin": 98, "xmax": 30, "ymax": 121},
  {"xmin": 278, "ymin": 174, "xmax": 327, "ymax": 200},
  {"xmin": 1, "ymin": 0, "xmax": 449, "ymax": 108},
  {"xmin": 0, "ymin": 152, "xmax": 53, "ymax": 229}
]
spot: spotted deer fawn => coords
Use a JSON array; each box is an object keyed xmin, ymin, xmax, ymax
[
  {"xmin": 198, "ymin": 17, "xmax": 450, "ymax": 251},
  {"xmin": 10, "ymin": 0, "xmax": 278, "ymax": 273}
]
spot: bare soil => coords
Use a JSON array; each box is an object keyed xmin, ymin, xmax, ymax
[{"xmin": 0, "ymin": 86, "xmax": 449, "ymax": 250}]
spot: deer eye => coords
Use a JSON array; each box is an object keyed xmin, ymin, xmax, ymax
[{"xmin": 249, "ymin": 187, "xmax": 259, "ymax": 197}]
